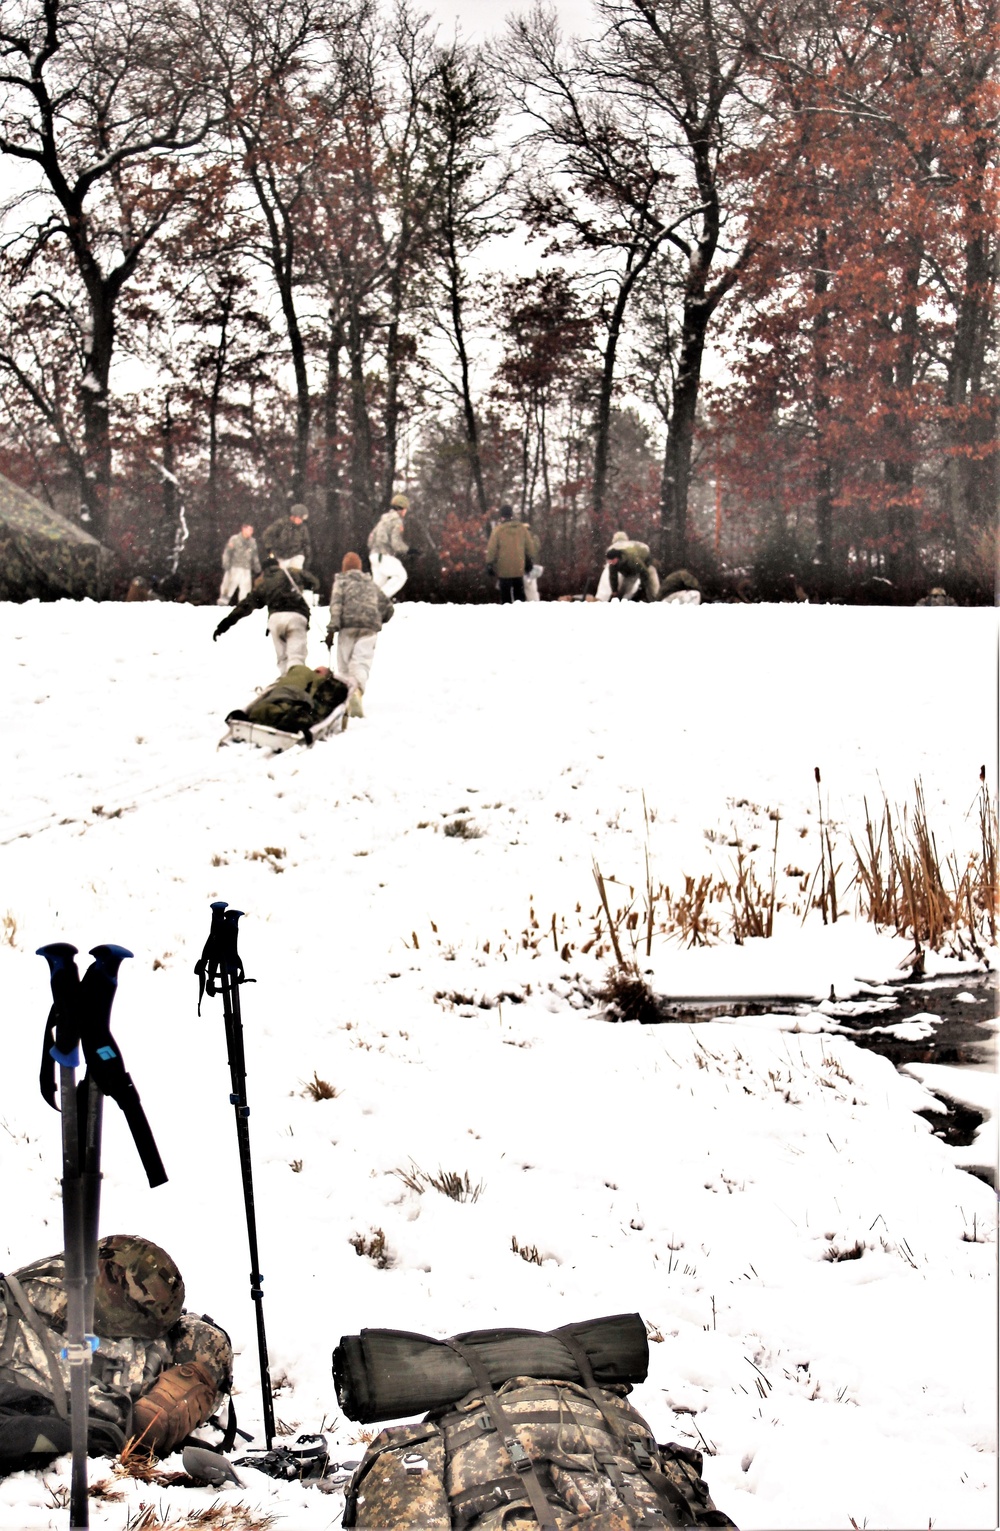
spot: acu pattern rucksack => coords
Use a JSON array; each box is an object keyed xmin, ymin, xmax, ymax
[{"xmin": 343, "ymin": 1375, "xmax": 736, "ymax": 1530}]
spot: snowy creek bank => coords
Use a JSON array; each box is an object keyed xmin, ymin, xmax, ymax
[
  {"xmin": 0, "ymin": 598, "xmax": 997, "ymax": 1531},
  {"xmin": 625, "ymin": 970, "xmax": 998, "ymax": 1185}
]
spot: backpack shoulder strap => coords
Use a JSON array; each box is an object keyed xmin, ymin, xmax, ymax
[
  {"xmin": 557, "ymin": 1331, "xmax": 693, "ymax": 1526},
  {"xmin": 1, "ymin": 1276, "xmax": 69, "ymax": 1420},
  {"xmin": 443, "ymin": 1338, "xmax": 558, "ymax": 1529}
]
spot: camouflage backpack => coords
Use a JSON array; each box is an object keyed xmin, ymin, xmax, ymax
[
  {"xmin": 343, "ymin": 1373, "xmax": 736, "ymax": 1530},
  {"xmin": 0, "ymin": 1236, "xmax": 233, "ymax": 1473}
]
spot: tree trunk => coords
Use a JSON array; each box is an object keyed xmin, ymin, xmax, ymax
[
  {"xmin": 446, "ymin": 247, "xmax": 487, "ymax": 517},
  {"xmin": 207, "ymin": 289, "xmax": 232, "ymax": 526},
  {"xmin": 881, "ymin": 241, "xmax": 922, "ymax": 590},
  {"xmin": 812, "ymin": 227, "xmax": 834, "ymax": 593},
  {"xmin": 591, "ymin": 243, "xmax": 656, "ymax": 558},
  {"xmin": 79, "ymin": 286, "xmax": 116, "ymax": 542},
  {"xmin": 347, "ymin": 299, "xmax": 374, "ymax": 552},
  {"xmin": 945, "ymin": 210, "xmax": 995, "ymax": 562},
  {"xmin": 322, "ymin": 315, "xmax": 343, "ymax": 580},
  {"xmin": 659, "ymin": 301, "xmax": 710, "ymax": 570},
  {"xmin": 382, "ymin": 238, "xmax": 409, "ymax": 510}
]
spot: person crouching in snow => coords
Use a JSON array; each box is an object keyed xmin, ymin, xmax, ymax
[
  {"xmin": 213, "ymin": 554, "xmax": 321, "ymax": 675},
  {"xmin": 325, "ymin": 551, "xmax": 395, "ymax": 717},
  {"xmin": 368, "ymin": 493, "xmax": 411, "ymax": 597},
  {"xmin": 596, "ymin": 530, "xmax": 660, "ymax": 602}
]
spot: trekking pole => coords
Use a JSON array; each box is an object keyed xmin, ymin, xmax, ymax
[
  {"xmin": 38, "ymin": 942, "xmax": 168, "ymax": 1528},
  {"xmin": 195, "ymin": 901, "xmax": 276, "ymax": 1448},
  {"xmin": 76, "ymin": 946, "xmax": 169, "ymax": 1323},
  {"xmin": 37, "ymin": 943, "xmax": 90, "ymax": 1529}
]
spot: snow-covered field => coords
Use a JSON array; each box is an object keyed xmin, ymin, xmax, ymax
[{"xmin": 0, "ymin": 598, "xmax": 997, "ymax": 1531}]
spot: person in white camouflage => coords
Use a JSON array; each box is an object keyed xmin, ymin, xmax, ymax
[
  {"xmin": 217, "ymin": 524, "xmax": 261, "ymax": 605},
  {"xmin": 596, "ymin": 531, "xmax": 660, "ymax": 602},
  {"xmin": 326, "ymin": 551, "xmax": 395, "ymax": 717},
  {"xmin": 367, "ymin": 493, "xmax": 411, "ymax": 597}
]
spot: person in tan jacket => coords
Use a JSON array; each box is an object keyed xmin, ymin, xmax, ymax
[{"xmin": 485, "ymin": 505, "xmax": 538, "ymax": 602}]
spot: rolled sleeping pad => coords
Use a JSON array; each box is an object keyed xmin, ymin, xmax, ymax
[{"xmin": 333, "ymin": 1311, "xmax": 648, "ymax": 1424}]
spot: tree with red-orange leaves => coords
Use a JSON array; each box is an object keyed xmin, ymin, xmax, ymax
[{"xmin": 715, "ymin": 0, "xmax": 998, "ymax": 592}]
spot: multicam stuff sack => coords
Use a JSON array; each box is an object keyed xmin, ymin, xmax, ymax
[
  {"xmin": 0, "ymin": 1237, "xmax": 234, "ymax": 1473},
  {"xmin": 343, "ymin": 1376, "xmax": 736, "ymax": 1530}
]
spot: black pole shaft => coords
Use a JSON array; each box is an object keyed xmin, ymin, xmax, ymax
[
  {"xmin": 80, "ymin": 1079, "xmax": 104, "ymax": 1338},
  {"xmin": 37, "ymin": 943, "xmax": 90, "ymax": 1529},
  {"xmin": 60, "ymin": 1067, "xmax": 91, "ymax": 1528},
  {"xmin": 217, "ymin": 910, "xmax": 276, "ymax": 1448}
]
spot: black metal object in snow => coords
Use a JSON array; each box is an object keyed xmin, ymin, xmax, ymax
[
  {"xmin": 194, "ymin": 902, "xmax": 276, "ymax": 1450},
  {"xmin": 36, "ymin": 941, "xmax": 167, "ymax": 1528}
]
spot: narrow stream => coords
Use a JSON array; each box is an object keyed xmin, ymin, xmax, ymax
[{"xmin": 638, "ymin": 970, "xmax": 998, "ymax": 1187}]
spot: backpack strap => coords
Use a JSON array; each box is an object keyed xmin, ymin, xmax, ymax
[
  {"xmin": 443, "ymin": 1338, "xmax": 558, "ymax": 1529},
  {"xmin": 556, "ymin": 1332, "xmax": 694, "ymax": 1527},
  {"xmin": 0, "ymin": 1276, "xmax": 70, "ymax": 1420}
]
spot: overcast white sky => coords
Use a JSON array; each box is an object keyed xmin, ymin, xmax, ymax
[{"xmin": 424, "ymin": 0, "xmax": 597, "ymax": 45}]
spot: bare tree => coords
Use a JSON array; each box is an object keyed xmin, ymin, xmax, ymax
[
  {"xmin": 0, "ymin": 0, "xmax": 219, "ymax": 538},
  {"xmin": 422, "ymin": 38, "xmax": 506, "ymax": 519},
  {"xmin": 590, "ymin": 0, "xmax": 763, "ymax": 568}
]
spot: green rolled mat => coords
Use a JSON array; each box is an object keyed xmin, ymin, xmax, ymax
[{"xmin": 333, "ymin": 1312, "xmax": 649, "ymax": 1423}]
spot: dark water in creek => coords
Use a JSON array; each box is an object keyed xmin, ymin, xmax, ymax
[{"xmin": 643, "ymin": 970, "xmax": 998, "ymax": 1186}]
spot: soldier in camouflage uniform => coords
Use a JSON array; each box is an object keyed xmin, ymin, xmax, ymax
[
  {"xmin": 368, "ymin": 493, "xmax": 412, "ymax": 597},
  {"xmin": 213, "ymin": 555, "xmax": 321, "ymax": 675},
  {"xmin": 218, "ymin": 524, "xmax": 261, "ymax": 604},
  {"xmin": 325, "ymin": 551, "xmax": 395, "ymax": 718},
  {"xmin": 915, "ymin": 585, "xmax": 958, "ymax": 606},
  {"xmin": 597, "ymin": 532, "xmax": 661, "ymax": 602},
  {"xmin": 262, "ymin": 505, "xmax": 311, "ymax": 570}
]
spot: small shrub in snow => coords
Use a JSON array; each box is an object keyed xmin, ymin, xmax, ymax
[
  {"xmin": 246, "ymin": 846, "xmax": 285, "ymax": 873},
  {"xmin": 1, "ymin": 910, "xmax": 17, "ymax": 947},
  {"xmin": 960, "ymin": 1211, "xmax": 988, "ymax": 1243},
  {"xmin": 392, "ymin": 1161, "xmax": 484, "ymax": 1202},
  {"xmin": 443, "ymin": 816, "xmax": 483, "ymax": 839},
  {"xmin": 823, "ymin": 1239, "xmax": 866, "ymax": 1262},
  {"xmin": 511, "ymin": 1236, "xmax": 543, "ymax": 1265},
  {"xmin": 301, "ymin": 1072, "xmax": 339, "ymax": 1101},
  {"xmin": 598, "ymin": 964, "xmax": 662, "ymax": 1023},
  {"xmin": 350, "ymin": 1228, "xmax": 390, "ymax": 1268}
]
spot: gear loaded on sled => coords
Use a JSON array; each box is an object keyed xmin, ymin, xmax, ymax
[
  {"xmin": 221, "ymin": 664, "xmax": 349, "ymax": 751},
  {"xmin": 334, "ymin": 1314, "xmax": 736, "ymax": 1529}
]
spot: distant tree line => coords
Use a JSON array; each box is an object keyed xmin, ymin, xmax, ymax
[{"xmin": 0, "ymin": 0, "xmax": 995, "ymax": 600}]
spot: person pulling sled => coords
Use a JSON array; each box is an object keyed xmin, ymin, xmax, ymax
[{"xmin": 213, "ymin": 555, "xmax": 321, "ymax": 676}]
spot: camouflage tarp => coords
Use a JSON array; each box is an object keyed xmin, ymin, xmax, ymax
[{"xmin": 0, "ymin": 472, "xmax": 114, "ymax": 600}]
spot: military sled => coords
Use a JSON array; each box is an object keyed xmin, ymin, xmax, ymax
[
  {"xmin": 219, "ymin": 666, "xmax": 350, "ymax": 752},
  {"xmin": 218, "ymin": 699, "xmax": 348, "ymax": 753}
]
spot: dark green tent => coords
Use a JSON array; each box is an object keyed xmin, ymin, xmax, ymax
[{"xmin": 0, "ymin": 472, "xmax": 114, "ymax": 600}]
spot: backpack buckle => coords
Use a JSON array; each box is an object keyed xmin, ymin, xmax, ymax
[
  {"xmin": 507, "ymin": 1440, "xmax": 532, "ymax": 1473},
  {"xmin": 403, "ymin": 1453, "xmax": 428, "ymax": 1476}
]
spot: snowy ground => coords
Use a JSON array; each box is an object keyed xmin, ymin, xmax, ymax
[{"xmin": 0, "ymin": 598, "xmax": 997, "ymax": 1531}]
